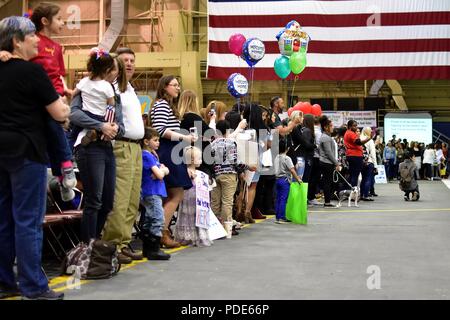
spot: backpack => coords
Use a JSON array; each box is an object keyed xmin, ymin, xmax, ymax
[
  {"xmin": 61, "ymin": 239, "xmax": 121, "ymax": 280},
  {"xmin": 362, "ymin": 145, "xmax": 369, "ymax": 166},
  {"xmin": 399, "ymin": 163, "xmax": 412, "ymax": 189}
]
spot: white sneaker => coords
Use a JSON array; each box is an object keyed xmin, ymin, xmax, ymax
[
  {"xmin": 60, "ymin": 183, "xmax": 75, "ymax": 202},
  {"xmin": 62, "ymin": 166, "xmax": 77, "ymax": 189}
]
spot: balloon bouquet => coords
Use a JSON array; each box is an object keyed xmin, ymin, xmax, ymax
[
  {"xmin": 274, "ymin": 20, "xmax": 310, "ymax": 79},
  {"xmin": 273, "ymin": 21, "xmax": 321, "ymax": 117},
  {"xmin": 227, "ymin": 33, "xmax": 266, "ymax": 106}
]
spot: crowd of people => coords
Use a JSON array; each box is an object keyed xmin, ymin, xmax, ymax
[{"xmin": 1, "ymin": 3, "xmax": 449, "ymax": 300}]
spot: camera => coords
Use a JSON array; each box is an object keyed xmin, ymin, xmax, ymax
[{"xmin": 209, "ymin": 102, "xmax": 216, "ymax": 117}]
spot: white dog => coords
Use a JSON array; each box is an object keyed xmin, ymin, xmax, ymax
[{"xmin": 336, "ymin": 186, "xmax": 359, "ymax": 207}]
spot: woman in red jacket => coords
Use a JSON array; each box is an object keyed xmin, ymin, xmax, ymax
[{"xmin": 343, "ymin": 120, "xmax": 371, "ymax": 188}]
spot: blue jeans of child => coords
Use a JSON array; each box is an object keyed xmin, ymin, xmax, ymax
[
  {"xmin": 142, "ymin": 195, "xmax": 164, "ymax": 237},
  {"xmin": 75, "ymin": 141, "xmax": 116, "ymax": 243},
  {"xmin": 0, "ymin": 158, "xmax": 49, "ymax": 297},
  {"xmin": 46, "ymin": 116, "xmax": 72, "ymax": 177},
  {"xmin": 275, "ymin": 178, "xmax": 290, "ymax": 220}
]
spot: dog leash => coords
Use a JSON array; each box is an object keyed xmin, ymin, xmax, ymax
[{"xmin": 333, "ymin": 170, "xmax": 353, "ymax": 189}]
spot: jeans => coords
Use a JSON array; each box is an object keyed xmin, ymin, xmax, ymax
[
  {"xmin": 255, "ymin": 174, "xmax": 275, "ymax": 212},
  {"xmin": 0, "ymin": 158, "xmax": 49, "ymax": 297},
  {"xmin": 361, "ymin": 163, "xmax": 374, "ymax": 198},
  {"xmin": 347, "ymin": 156, "xmax": 364, "ymax": 187},
  {"xmin": 319, "ymin": 162, "xmax": 335, "ymax": 204},
  {"xmin": 384, "ymin": 159, "xmax": 395, "ymax": 180},
  {"xmin": 46, "ymin": 117, "xmax": 72, "ymax": 177},
  {"xmin": 275, "ymin": 178, "xmax": 290, "ymax": 220},
  {"xmin": 307, "ymin": 157, "xmax": 320, "ymax": 201},
  {"xmin": 75, "ymin": 141, "xmax": 116, "ymax": 243},
  {"xmin": 142, "ymin": 195, "xmax": 164, "ymax": 237}
]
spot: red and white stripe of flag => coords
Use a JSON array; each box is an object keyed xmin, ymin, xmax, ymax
[
  {"xmin": 207, "ymin": 0, "xmax": 450, "ymax": 80},
  {"xmin": 104, "ymin": 105, "xmax": 115, "ymax": 123}
]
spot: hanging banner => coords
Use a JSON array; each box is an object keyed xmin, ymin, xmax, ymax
[
  {"xmin": 323, "ymin": 111, "xmax": 377, "ymax": 128},
  {"xmin": 195, "ymin": 170, "xmax": 211, "ymax": 229}
]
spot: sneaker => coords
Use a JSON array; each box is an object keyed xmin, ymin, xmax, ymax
[
  {"xmin": 275, "ymin": 219, "xmax": 287, "ymax": 224},
  {"xmin": 370, "ymin": 193, "xmax": 378, "ymax": 197},
  {"xmin": 0, "ymin": 283, "xmax": 20, "ymax": 299},
  {"xmin": 60, "ymin": 183, "xmax": 75, "ymax": 202},
  {"xmin": 61, "ymin": 166, "xmax": 77, "ymax": 189},
  {"xmin": 323, "ymin": 203, "xmax": 337, "ymax": 208},
  {"xmin": 22, "ymin": 289, "xmax": 64, "ymax": 300},
  {"xmin": 232, "ymin": 220, "xmax": 242, "ymax": 230},
  {"xmin": 361, "ymin": 197, "xmax": 374, "ymax": 201},
  {"xmin": 308, "ymin": 199, "xmax": 321, "ymax": 206}
]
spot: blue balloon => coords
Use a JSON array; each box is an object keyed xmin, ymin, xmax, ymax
[
  {"xmin": 242, "ymin": 37, "xmax": 265, "ymax": 67},
  {"xmin": 227, "ymin": 73, "xmax": 249, "ymax": 98}
]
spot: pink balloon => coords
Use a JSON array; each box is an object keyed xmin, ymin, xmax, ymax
[
  {"xmin": 228, "ymin": 33, "xmax": 246, "ymax": 56},
  {"xmin": 288, "ymin": 107, "xmax": 294, "ymax": 117},
  {"xmin": 311, "ymin": 104, "xmax": 322, "ymax": 116}
]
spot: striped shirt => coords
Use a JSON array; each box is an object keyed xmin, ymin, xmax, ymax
[{"xmin": 150, "ymin": 99, "xmax": 180, "ymax": 136}]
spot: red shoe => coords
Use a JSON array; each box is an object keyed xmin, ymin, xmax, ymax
[{"xmin": 251, "ymin": 207, "xmax": 266, "ymax": 219}]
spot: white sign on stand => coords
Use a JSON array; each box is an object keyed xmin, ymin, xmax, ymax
[{"xmin": 374, "ymin": 165, "xmax": 387, "ymax": 184}]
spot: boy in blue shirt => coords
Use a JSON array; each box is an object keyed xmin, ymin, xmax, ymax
[{"xmin": 140, "ymin": 127, "xmax": 170, "ymax": 260}]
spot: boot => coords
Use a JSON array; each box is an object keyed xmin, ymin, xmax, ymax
[
  {"xmin": 160, "ymin": 229, "xmax": 180, "ymax": 249},
  {"xmin": 141, "ymin": 231, "xmax": 171, "ymax": 260},
  {"xmin": 235, "ymin": 212, "xmax": 246, "ymax": 223},
  {"xmin": 251, "ymin": 207, "xmax": 266, "ymax": 220},
  {"xmin": 244, "ymin": 210, "xmax": 255, "ymax": 224}
]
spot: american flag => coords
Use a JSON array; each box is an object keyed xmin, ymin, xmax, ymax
[
  {"xmin": 104, "ymin": 105, "xmax": 115, "ymax": 123},
  {"xmin": 207, "ymin": 0, "xmax": 450, "ymax": 80}
]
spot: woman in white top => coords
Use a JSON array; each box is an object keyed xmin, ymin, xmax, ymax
[
  {"xmin": 360, "ymin": 127, "xmax": 377, "ymax": 201},
  {"xmin": 422, "ymin": 144, "xmax": 435, "ymax": 180}
]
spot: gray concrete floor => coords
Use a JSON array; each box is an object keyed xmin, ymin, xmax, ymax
[{"xmin": 63, "ymin": 180, "xmax": 450, "ymax": 300}]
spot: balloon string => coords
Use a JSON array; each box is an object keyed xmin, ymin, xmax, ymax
[
  {"xmin": 290, "ymin": 75, "xmax": 299, "ymax": 108},
  {"xmin": 249, "ymin": 66, "xmax": 255, "ymax": 129}
]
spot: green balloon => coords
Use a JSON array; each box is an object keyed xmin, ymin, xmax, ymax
[
  {"xmin": 289, "ymin": 52, "xmax": 307, "ymax": 75},
  {"xmin": 274, "ymin": 55, "xmax": 291, "ymax": 79}
]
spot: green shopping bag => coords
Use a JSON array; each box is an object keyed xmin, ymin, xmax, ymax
[{"xmin": 285, "ymin": 182, "xmax": 308, "ymax": 224}]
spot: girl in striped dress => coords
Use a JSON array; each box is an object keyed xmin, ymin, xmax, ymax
[{"xmin": 149, "ymin": 75, "xmax": 196, "ymax": 248}]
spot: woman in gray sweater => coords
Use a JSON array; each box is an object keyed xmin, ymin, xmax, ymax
[{"xmin": 319, "ymin": 116, "xmax": 341, "ymax": 207}]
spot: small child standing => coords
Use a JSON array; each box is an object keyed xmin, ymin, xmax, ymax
[
  {"xmin": 72, "ymin": 48, "xmax": 116, "ymax": 147},
  {"xmin": 174, "ymin": 146, "xmax": 212, "ymax": 247},
  {"xmin": 274, "ymin": 139, "xmax": 302, "ymax": 223},
  {"xmin": 211, "ymin": 120, "xmax": 254, "ymax": 230},
  {"xmin": 140, "ymin": 127, "xmax": 171, "ymax": 260}
]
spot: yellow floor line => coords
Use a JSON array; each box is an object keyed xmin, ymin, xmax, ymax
[
  {"xmin": 45, "ymin": 216, "xmax": 271, "ymax": 294},
  {"xmin": 1, "ymin": 216, "xmax": 273, "ymax": 298}
]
